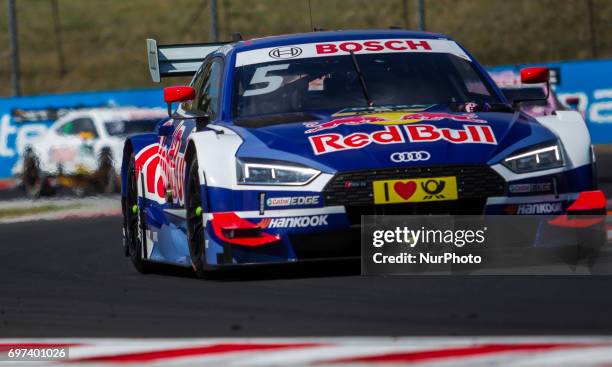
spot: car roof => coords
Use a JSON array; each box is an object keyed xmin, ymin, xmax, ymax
[{"xmin": 229, "ymin": 29, "xmax": 453, "ymax": 53}]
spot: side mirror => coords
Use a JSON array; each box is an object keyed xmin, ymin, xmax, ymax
[
  {"xmin": 163, "ymin": 86, "xmax": 195, "ymax": 116},
  {"xmin": 158, "ymin": 124, "xmax": 173, "ymax": 137},
  {"xmin": 520, "ymin": 67, "xmax": 549, "ymax": 84},
  {"xmin": 513, "ymin": 67, "xmax": 550, "ymax": 105}
]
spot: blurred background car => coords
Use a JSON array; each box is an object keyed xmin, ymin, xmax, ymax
[{"xmin": 11, "ymin": 107, "xmax": 165, "ymax": 196}]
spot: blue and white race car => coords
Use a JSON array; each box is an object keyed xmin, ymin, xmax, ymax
[{"xmin": 121, "ymin": 30, "xmax": 606, "ymax": 275}]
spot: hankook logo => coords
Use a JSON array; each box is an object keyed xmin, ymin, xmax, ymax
[
  {"xmin": 268, "ymin": 46, "xmax": 303, "ymax": 59},
  {"xmin": 390, "ymin": 151, "xmax": 431, "ymax": 163}
]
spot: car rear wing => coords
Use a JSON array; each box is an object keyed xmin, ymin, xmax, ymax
[{"xmin": 146, "ymin": 38, "xmax": 228, "ymax": 83}]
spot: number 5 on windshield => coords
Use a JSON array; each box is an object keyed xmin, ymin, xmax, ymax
[{"xmin": 243, "ymin": 64, "xmax": 290, "ymax": 97}]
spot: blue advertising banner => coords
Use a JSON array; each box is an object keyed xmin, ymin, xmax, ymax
[
  {"xmin": 488, "ymin": 59, "xmax": 612, "ymax": 144},
  {"xmin": 0, "ymin": 88, "xmax": 164, "ymax": 179}
]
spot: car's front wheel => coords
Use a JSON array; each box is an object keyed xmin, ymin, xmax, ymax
[
  {"xmin": 94, "ymin": 147, "xmax": 120, "ymax": 194},
  {"xmin": 22, "ymin": 149, "xmax": 52, "ymax": 197},
  {"xmin": 186, "ymin": 158, "xmax": 207, "ymax": 278},
  {"xmin": 125, "ymin": 153, "xmax": 150, "ymax": 273}
]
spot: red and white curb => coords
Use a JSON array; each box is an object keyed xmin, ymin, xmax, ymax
[{"xmin": 2, "ymin": 337, "xmax": 612, "ymax": 366}]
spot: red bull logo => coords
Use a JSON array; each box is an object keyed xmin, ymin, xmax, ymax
[
  {"xmin": 308, "ymin": 124, "xmax": 497, "ymax": 155},
  {"xmin": 304, "ymin": 112, "xmax": 486, "ymax": 134},
  {"xmin": 400, "ymin": 112, "xmax": 486, "ymax": 124},
  {"xmin": 134, "ymin": 122, "xmax": 190, "ymax": 205},
  {"xmin": 304, "ymin": 115, "xmax": 387, "ymax": 133},
  {"xmin": 134, "ymin": 143, "xmax": 165, "ymax": 201}
]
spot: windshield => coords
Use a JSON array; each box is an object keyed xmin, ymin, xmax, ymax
[
  {"xmin": 233, "ymin": 52, "xmax": 500, "ymax": 118},
  {"xmin": 104, "ymin": 119, "xmax": 160, "ymax": 136}
]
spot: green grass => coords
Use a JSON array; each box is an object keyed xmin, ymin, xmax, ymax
[
  {"xmin": 0, "ymin": 203, "xmax": 82, "ymax": 219},
  {"xmin": 0, "ymin": 0, "xmax": 610, "ymax": 96}
]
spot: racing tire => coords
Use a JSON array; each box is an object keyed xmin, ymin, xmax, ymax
[
  {"xmin": 22, "ymin": 149, "xmax": 52, "ymax": 198},
  {"xmin": 95, "ymin": 148, "xmax": 120, "ymax": 194},
  {"xmin": 186, "ymin": 158, "xmax": 207, "ymax": 278},
  {"xmin": 125, "ymin": 153, "xmax": 151, "ymax": 274}
]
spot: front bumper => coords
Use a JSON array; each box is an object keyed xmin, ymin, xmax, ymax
[{"xmin": 201, "ymin": 164, "xmax": 605, "ymax": 266}]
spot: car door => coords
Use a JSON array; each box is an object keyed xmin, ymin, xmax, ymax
[{"xmin": 161, "ymin": 57, "xmax": 224, "ymax": 207}]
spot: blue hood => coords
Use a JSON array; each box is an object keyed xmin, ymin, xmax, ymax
[{"xmin": 227, "ymin": 106, "xmax": 557, "ymax": 174}]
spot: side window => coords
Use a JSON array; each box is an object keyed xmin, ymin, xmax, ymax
[
  {"xmin": 182, "ymin": 65, "xmax": 209, "ymax": 111},
  {"xmin": 195, "ymin": 58, "xmax": 223, "ymax": 119},
  {"xmin": 56, "ymin": 118, "xmax": 98, "ymax": 138},
  {"xmin": 56, "ymin": 120, "xmax": 75, "ymax": 136},
  {"xmin": 185, "ymin": 62, "xmax": 212, "ymax": 113},
  {"xmin": 450, "ymin": 56, "xmax": 492, "ymax": 97}
]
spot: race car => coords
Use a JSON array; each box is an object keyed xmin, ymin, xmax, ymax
[
  {"xmin": 14, "ymin": 107, "xmax": 166, "ymax": 196},
  {"xmin": 121, "ymin": 30, "xmax": 606, "ymax": 275}
]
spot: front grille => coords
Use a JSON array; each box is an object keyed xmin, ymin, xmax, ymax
[{"xmin": 323, "ymin": 165, "xmax": 506, "ymax": 222}]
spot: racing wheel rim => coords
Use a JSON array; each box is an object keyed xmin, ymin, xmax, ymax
[
  {"xmin": 186, "ymin": 159, "xmax": 205, "ymax": 276},
  {"xmin": 126, "ymin": 155, "xmax": 147, "ymax": 271}
]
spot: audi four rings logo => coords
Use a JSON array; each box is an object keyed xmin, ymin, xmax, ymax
[
  {"xmin": 390, "ymin": 151, "xmax": 431, "ymax": 162},
  {"xmin": 268, "ymin": 46, "xmax": 303, "ymax": 59}
]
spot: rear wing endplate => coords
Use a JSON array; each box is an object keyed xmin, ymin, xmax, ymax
[{"xmin": 146, "ymin": 38, "xmax": 228, "ymax": 83}]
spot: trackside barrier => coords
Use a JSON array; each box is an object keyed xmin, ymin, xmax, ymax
[
  {"xmin": 0, "ymin": 88, "xmax": 164, "ymax": 179},
  {"xmin": 0, "ymin": 58, "xmax": 611, "ymax": 180}
]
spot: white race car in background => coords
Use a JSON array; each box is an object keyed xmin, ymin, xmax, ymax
[{"xmin": 13, "ymin": 107, "xmax": 165, "ymax": 196}]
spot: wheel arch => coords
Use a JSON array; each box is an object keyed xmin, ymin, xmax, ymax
[
  {"xmin": 185, "ymin": 140, "xmax": 199, "ymax": 181},
  {"xmin": 120, "ymin": 140, "xmax": 134, "ymax": 199},
  {"xmin": 120, "ymin": 133, "xmax": 158, "ymax": 198},
  {"xmin": 188, "ymin": 129, "xmax": 243, "ymax": 195},
  {"xmin": 185, "ymin": 139, "xmax": 210, "ymax": 213},
  {"xmin": 536, "ymin": 111, "xmax": 592, "ymax": 169},
  {"xmin": 185, "ymin": 128, "xmax": 243, "ymax": 213}
]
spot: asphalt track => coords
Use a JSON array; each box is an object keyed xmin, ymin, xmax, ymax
[
  {"xmin": 1, "ymin": 151, "xmax": 612, "ymax": 338},
  {"xmin": 1, "ymin": 215, "xmax": 612, "ymax": 338}
]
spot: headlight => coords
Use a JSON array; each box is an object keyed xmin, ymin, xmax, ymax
[
  {"xmin": 502, "ymin": 142, "xmax": 564, "ymax": 173},
  {"xmin": 236, "ymin": 158, "xmax": 320, "ymax": 185}
]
